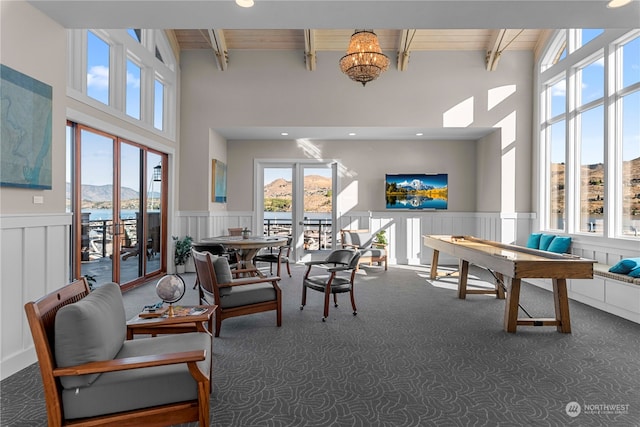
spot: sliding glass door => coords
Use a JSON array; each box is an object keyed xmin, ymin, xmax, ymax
[{"xmin": 68, "ymin": 123, "xmax": 167, "ymax": 288}]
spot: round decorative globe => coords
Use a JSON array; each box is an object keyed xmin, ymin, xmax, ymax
[{"xmin": 156, "ymin": 275, "xmax": 185, "ymax": 316}]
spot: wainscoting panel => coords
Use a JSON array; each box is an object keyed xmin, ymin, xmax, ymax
[{"xmin": 1, "ymin": 214, "xmax": 71, "ymax": 380}]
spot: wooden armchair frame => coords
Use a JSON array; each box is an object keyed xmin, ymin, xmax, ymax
[
  {"xmin": 340, "ymin": 229, "xmax": 388, "ymax": 270},
  {"xmin": 193, "ymin": 249, "xmax": 282, "ymax": 337},
  {"xmin": 24, "ymin": 278, "xmax": 210, "ymax": 427}
]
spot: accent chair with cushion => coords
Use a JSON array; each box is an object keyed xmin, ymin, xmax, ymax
[
  {"xmin": 24, "ymin": 278, "xmax": 211, "ymax": 427},
  {"xmin": 340, "ymin": 229, "xmax": 387, "ymax": 270},
  {"xmin": 301, "ymin": 249, "xmax": 361, "ymax": 321},
  {"xmin": 192, "ymin": 248, "xmax": 282, "ymax": 337}
]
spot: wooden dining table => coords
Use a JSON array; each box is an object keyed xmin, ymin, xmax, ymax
[{"xmin": 200, "ymin": 235, "xmax": 288, "ymax": 269}]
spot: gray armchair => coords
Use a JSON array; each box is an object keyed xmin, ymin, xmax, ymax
[
  {"xmin": 340, "ymin": 229, "xmax": 388, "ymax": 270},
  {"xmin": 192, "ymin": 248, "xmax": 282, "ymax": 336},
  {"xmin": 301, "ymin": 249, "xmax": 361, "ymax": 321},
  {"xmin": 24, "ymin": 278, "xmax": 211, "ymax": 426}
]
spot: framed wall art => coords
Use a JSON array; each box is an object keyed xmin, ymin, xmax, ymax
[
  {"xmin": 1, "ymin": 64, "xmax": 52, "ymax": 189},
  {"xmin": 212, "ymin": 159, "xmax": 227, "ymax": 203}
]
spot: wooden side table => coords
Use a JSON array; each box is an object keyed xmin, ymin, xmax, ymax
[{"xmin": 126, "ymin": 305, "xmax": 216, "ymax": 340}]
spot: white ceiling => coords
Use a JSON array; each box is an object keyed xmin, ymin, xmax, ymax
[
  {"xmin": 27, "ymin": 0, "xmax": 640, "ymax": 141},
  {"xmin": 27, "ymin": 1, "xmax": 640, "ymax": 30}
]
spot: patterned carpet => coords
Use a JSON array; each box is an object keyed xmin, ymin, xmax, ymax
[{"xmin": 2, "ymin": 263, "xmax": 640, "ymax": 426}]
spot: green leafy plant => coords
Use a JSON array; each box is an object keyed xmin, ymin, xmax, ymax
[
  {"xmin": 173, "ymin": 235, "xmax": 193, "ymax": 265},
  {"xmin": 374, "ymin": 230, "xmax": 387, "ymax": 245}
]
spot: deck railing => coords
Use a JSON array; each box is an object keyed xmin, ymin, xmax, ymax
[{"xmin": 263, "ymin": 218, "xmax": 333, "ymax": 250}]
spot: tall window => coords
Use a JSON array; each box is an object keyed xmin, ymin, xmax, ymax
[
  {"xmin": 69, "ymin": 29, "xmax": 176, "ymax": 138},
  {"xmin": 618, "ymin": 35, "xmax": 640, "ymax": 238},
  {"xmin": 126, "ymin": 59, "xmax": 141, "ymax": 119},
  {"xmin": 86, "ymin": 31, "xmax": 109, "ymax": 105},
  {"xmin": 579, "ymin": 105, "xmax": 604, "ymax": 233},
  {"xmin": 549, "ymin": 120, "xmax": 566, "ymax": 230},
  {"xmin": 154, "ymin": 79, "xmax": 164, "ymax": 131},
  {"xmin": 539, "ymin": 29, "xmax": 640, "ymax": 240}
]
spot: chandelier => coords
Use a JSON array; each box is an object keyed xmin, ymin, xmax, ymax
[{"xmin": 339, "ymin": 30, "xmax": 390, "ymax": 86}]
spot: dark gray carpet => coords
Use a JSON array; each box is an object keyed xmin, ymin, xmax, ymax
[{"xmin": 2, "ymin": 263, "xmax": 640, "ymax": 426}]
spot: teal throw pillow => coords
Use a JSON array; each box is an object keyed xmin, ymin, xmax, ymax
[
  {"xmin": 539, "ymin": 234, "xmax": 556, "ymax": 251},
  {"xmin": 628, "ymin": 266, "xmax": 640, "ymax": 278},
  {"xmin": 526, "ymin": 233, "xmax": 542, "ymax": 249},
  {"xmin": 547, "ymin": 236, "xmax": 572, "ymax": 253},
  {"xmin": 609, "ymin": 258, "xmax": 640, "ymax": 274}
]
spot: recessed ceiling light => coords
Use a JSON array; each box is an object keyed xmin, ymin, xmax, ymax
[
  {"xmin": 281, "ymin": 132, "xmax": 289, "ymax": 136},
  {"xmin": 607, "ymin": 0, "xmax": 632, "ymax": 7},
  {"xmin": 348, "ymin": 132, "xmax": 356, "ymax": 136},
  {"xmin": 416, "ymin": 133, "xmax": 424, "ymax": 136},
  {"xmin": 236, "ymin": 0, "xmax": 254, "ymax": 7}
]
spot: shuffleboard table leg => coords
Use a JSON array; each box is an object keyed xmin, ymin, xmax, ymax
[
  {"xmin": 553, "ymin": 278, "xmax": 571, "ymax": 333},
  {"xmin": 504, "ymin": 277, "xmax": 521, "ymax": 333},
  {"xmin": 430, "ymin": 250, "xmax": 440, "ymax": 280},
  {"xmin": 457, "ymin": 259, "xmax": 469, "ymax": 299}
]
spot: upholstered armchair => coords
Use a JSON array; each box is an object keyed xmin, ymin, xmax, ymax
[
  {"xmin": 24, "ymin": 278, "xmax": 211, "ymax": 427},
  {"xmin": 192, "ymin": 249, "xmax": 282, "ymax": 336},
  {"xmin": 340, "ymin": 229, "xmax": 388, "ymax": 270}
]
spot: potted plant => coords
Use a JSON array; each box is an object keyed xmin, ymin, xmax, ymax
[
  {"xmin": 241, "ymin": 227, "xmax": 251, "ymax": 239},
  {"xmin": 374, "ymin": 230, "xmax": 387, "ymax": 246},
  {"xmin": 173, "ymin": 235, "xmax": 193, "ymax": 273}
]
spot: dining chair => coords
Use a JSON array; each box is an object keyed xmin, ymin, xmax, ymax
[
  {"xmin": 254, "ymin": 236, "xmax": 293, "ymax": 277},
  {"xmin": 228, "ymin": 228, "xmax": 243, "ymax": 236}
]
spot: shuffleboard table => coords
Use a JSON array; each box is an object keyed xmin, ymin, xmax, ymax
[{"xmin": 423, "ymin": 235, "xmax": 594, "ymax": 333}]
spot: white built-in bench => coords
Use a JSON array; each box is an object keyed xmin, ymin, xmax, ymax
[
  {"xmin": 523, "ymin": 236, "xmax": 640, "ymax": 324},
  {"xmin": 593, "ymin": 263, "xmax": 640, "ymax": 285}
]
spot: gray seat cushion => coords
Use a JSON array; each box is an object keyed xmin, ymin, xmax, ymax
[
  {"xmin": 61, "ymin": 332, "xmax": 211, "ymax": 419},
  {"xmin": 360, "ymin": 248, "xmax": 386, "ymax": 258},
  {"xmin": 220, "ymin": 282, "xmax": 277, "ymax": 308},
  {"xmin": 55, "ymin": 282, "xmax": 126, "ymax": 389},
  {"xmin": 344, "ymin": 231, "xmax": 373, "ymax": 248}
]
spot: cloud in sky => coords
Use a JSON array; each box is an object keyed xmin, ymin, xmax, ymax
[
  {"xmin": 87, "ymin": 65, "xmax": 109, "ymax": 89},
  {"xmin": 126, "ymin": 71, "xmax": 140, "ymax": 88}
]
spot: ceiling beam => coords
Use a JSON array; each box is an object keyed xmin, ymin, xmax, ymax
[
  {"xmin": 485, "ymin": 29, "xmax": 506, "ymax": 71},
  {"xmin": 304, "ymin": 29, "xmax": 316, "ymax": 71},
  {"xmin": 207, "ymin": 29, "xmax": 228, "ymax": 71},
  {"xmin": 397, "ymin": 29, "xmax": 414, "ymax": 71}
]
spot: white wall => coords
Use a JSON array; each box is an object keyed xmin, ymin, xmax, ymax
[
  {"xmin": 178, "ymin": 49, "xmax": 534, "ymax": 214},
  {"xmin": 226, "ymin": 138, "xmax": 480, "ymax": 212},
  {"xmin": 0, "ymin": 1, "xmax": 68, "ymax": 379}
]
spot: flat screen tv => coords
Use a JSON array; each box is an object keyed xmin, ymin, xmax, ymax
[{"xmin": 385, "ymin": 173, "xmax": 448, "ymax": 210}]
